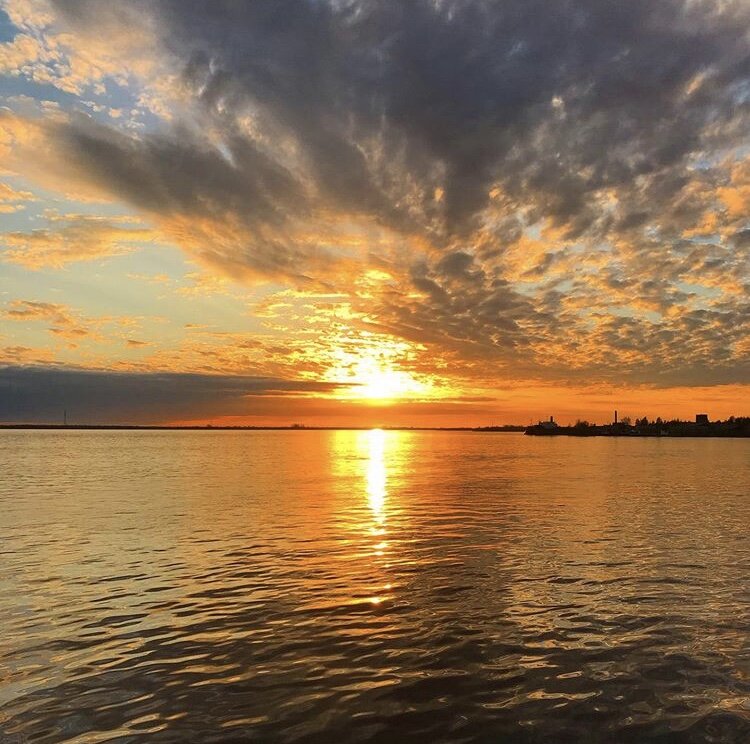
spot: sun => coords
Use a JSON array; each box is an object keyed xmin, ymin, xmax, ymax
[
  {"xmin": 351, "ymin": 357, "xmax": 427, "ymax": 400},
  {"xmin": 323, "ymin": 334, "xmax": 431, "ymax": 402}
]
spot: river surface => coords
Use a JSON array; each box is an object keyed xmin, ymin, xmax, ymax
[{"xmin": 1, "ymin": 430, "xmax": 749, "ymax": 743}]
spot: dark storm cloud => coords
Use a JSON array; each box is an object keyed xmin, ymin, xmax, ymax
[
  {"xmin": 43, "ymin": 114, "xmax": 324, "ymax": 280},
  {"xmin": 46, "ymin": 0, "xmax": 750, "ymax": 237},
  {"xmin": 53, "ymin": 118, "xmax": 304, "ymax": 226},
  {"xmin": 0, "ymin": 366, "xmax": 343, "ymax": 423},
  {"xmin": 30, "ymin": 0, "xmax": 750, "ymax": 384}
]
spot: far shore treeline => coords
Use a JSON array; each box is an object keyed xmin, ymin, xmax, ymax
[
  {"xmin": 0, "ymin": 418, "xmax": 748, "ymax": 437},
  {"xmin": 525, "ymin": 416, "xmax": 750, "ymax": 437}
]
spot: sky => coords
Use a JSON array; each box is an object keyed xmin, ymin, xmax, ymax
[{"xmin": 0, "ymin": 0, "xmax": 749, "ymax": 427}]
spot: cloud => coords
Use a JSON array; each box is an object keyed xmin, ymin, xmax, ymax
[
  {"xmin": 2, "ymin": 299, "xmax": 97, "ymax": 342},
  {"xmin": 1, "ymin": 299, "xmax": 147, "ymax": 351},
  {"xmin": 4, "ymin": 298, "xmax": 84, "ymax": 326},
  {"xmin": 0, "ymin": 182, "xmax": 36, "ymax": 213},
  {"xmin": 0, "ymin": 364, "xmax": 346, "ymax": 423},
  {"xmin": 0, "ymin": 0, "xmax": 167, "ymax": 96},
  {"xmin": 174, "ymin": 271, "xmax": 234, "ymax": 297},
  {"xmin": 2, "ymin": 0, "xmax": 750, "ymax": 388},
  {"xmin": 0, "ymin": 344, "xmax": 56, "ymax": 365},
  {"xmin": 1, "ymin": 214, "xmax": 156, "ymax": 268}
]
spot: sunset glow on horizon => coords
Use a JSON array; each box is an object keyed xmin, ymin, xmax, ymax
[{"xmin": 1, "ymin": 0, "xmax": 749, "ymax": 426}]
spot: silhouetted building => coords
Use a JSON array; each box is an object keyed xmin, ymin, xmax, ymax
[
  {"xmin": 539, "ymin": 416, "xmax": 558, "ymax": 430},
  {"xmin": 696, "ymin": 413, "xmax": 709, "ymax": 425}
]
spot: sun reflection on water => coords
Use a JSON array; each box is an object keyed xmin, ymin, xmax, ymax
[
  {"xmin": 360, "ymin": 428, "xmax": 394, "ymax": 603},
  {"xmin": 365, "ymin": 428, "xmax": 387, "ymax": 527}
]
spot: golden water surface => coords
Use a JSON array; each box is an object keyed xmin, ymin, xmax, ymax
[{"xmin": 1, "ymin": 430, "xmax": 749, "ymax": 742}]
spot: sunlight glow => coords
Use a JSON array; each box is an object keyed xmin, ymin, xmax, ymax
[
  {"xmin": 325, "ymin": 334, "xmax": 432, "ymax": 402},
  {"xmin": 365, "ymin": 428, "xmax": 387, "ymax": 521},
  {"xmin": 352, "ymin": 358, "xmax": 427, "ymax": 400}
]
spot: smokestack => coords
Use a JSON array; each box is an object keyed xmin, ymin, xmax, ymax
[{"xmin": 614, "ymin": 410, "xmax": 618, "ymax": 424}]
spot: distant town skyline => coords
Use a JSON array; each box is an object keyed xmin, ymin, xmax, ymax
[{"xmin": 1, "ymin": 1, "xmax": 749, "ymax": 426}]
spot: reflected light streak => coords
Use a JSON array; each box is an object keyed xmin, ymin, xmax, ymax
[
  {"xmin": 359, "ymin": 428, "xmax": 404, "ymax": 604},
  {"xmin": 365, "ymin": 428, "xmax": 387, "ymax": 525},
  {"xmin": 366, "ymin": 430, "xmax": 389, "ymax": 579}
]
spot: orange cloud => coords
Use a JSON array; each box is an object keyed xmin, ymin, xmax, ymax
[
  {"xmin": 1, "ymin": 214, "xmax": 158, "ymax": 269},
  {"xmin": 3, "ymin": 299, "xmax": 95, "ymax": 343}
]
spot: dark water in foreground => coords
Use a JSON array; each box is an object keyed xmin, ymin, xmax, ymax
[{"xmin": 1, "ymin": 430, "xmax": 749, "ymax": 743}]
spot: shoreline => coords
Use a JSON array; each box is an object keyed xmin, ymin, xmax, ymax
[
  {"xmin": 525, "ymin": 423, "xmax": 750, "ymax": 438},
  {"xmin": 0, "ymin": 424, "xmax": 526, "ymax": 432},
  {"xmin": 1, "ymin": 423, "xmax": 748, "ymax": 437}
]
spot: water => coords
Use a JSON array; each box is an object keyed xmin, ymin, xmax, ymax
[{"xmin": 1, "ymin": 430, "xmax": 749, "ymax": 743}]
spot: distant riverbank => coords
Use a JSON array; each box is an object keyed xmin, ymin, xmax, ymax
[
  {"xmin": 3, "ymin": 422, "xmax": 747, "ymax": 436},
  {"xmin": 526, "ymin": 418, "xmax": 750, "ymax": 437},
  {"xmin": 0, "ymin": 423, "xmax": 525, "ymax": 432}
]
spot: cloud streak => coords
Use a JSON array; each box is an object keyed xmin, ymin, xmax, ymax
[
  {"xmin": 0, "ymin": 365, "xmax": 345, "ymax": 423},
  {"xmin": 1, "ymin": 214, "xmax": 154, "ymax": 268}
]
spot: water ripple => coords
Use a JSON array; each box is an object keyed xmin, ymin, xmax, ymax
[{"xmin": 0, "ymin": 430, "xmax": 749, "ymax": 742}]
